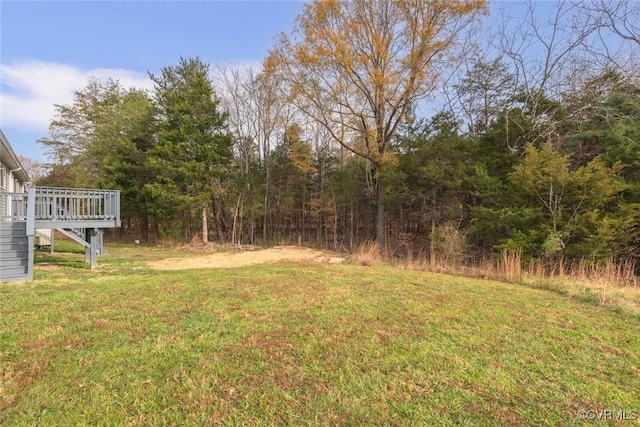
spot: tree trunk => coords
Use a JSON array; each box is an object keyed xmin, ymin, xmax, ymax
[
  {"xmin": 202, "ymin": 208, "xmax": 208, "ymax": 243},
  {"xmin": 263, "ymin": 180, "xmax": 270, "ymax": 242},
  {"xmin": 431, "ymin": 186, "xmax": 437, "ymax": 255},
  {"xmin": 376, "ymin": 174, "xmax": 385, "ymax": 253},
  {"xmin": 232, "ymin": 191, "xmax": 244, "ymax": 245}
]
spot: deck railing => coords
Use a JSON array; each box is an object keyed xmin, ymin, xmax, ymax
[
  {"xmin": 1, "ymin": 186, "xmax": 120, "ymax": 230},
  {"xmin": 32, "ymin": 187, "xmax": 120, "ymax": 222},
  {"xmin": 0, "ymin": 192, "xmax": 29, "ymax": 221}
]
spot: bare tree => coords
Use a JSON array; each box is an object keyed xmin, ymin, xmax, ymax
[
  {"xmin": 500, "ymin": 2, "xmax": 596, "ymax": 119},
  {"xmin": 575, "ymin": 0, "xmax": 640, "ymax": 82},
  {"xmin": 216, "ymin": 64, "xmax": 297, "ymax": 243},
  {"xmin": 216, "ymin": 66, "xmax": 260, "ymax": 175},
  {"xmin": 266, "ymin": 0, "xmax": 485, "ymax": 250},
  {"xmin": 453, "ymin": 56, "xmax": 518, "ymax": 136},
  {"xmin": 589, "ymin": 0, "xmax": 640, "ymax": 46},
  {"xmin": 488, "ymin": 0, "xmax": 640, "ymax": 153},
  {"xmin": 17, "ymin": 156, "xmax": 47, "ymax": 184}
]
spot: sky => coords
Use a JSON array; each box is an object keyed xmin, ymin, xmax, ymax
[
  {"xmin": 0, "ymin": 0, "xmax": 306, "ymax": 162},
  {"xmin": 1, "ymin": 1, "xmax": 631, "ymax": 164}
]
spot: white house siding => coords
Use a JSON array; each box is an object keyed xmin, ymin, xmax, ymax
[
  {"xmin": 0, "ymin": 163, "xmax": 9, "ymax": 192},
  {"xmin": 1, "ymin": 129, "xmax": 31, "ymax": 220}
]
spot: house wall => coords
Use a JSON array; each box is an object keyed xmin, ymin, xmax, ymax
[
  {"xmin": 0, "ymin": 163, "xmax": 6, "ymax": 191},
  {"xmin": 0, "ymin": 159, "xmax": 28, "ymax": 193},
  {"xmin": 1, "ymin": 161, "xmax": 27, "ymax": 219},
  {"xmin": 1, "ymin": 129, "xmax": 31, "ymax": 219},
  {"xmin": 0, "ymin": 129, "xmax": 30, "ymax": 191},
  {"xmin": 1, "ymin": 162, "xmax": 9, "ymax": 218}
]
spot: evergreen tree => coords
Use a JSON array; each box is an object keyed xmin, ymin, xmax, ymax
[
  {"xmin": 509, "ymin": 142, "xmax": 627, "ymax": 259},
  {"xmin": 395, "ymin": 113, "xmax": 473, "ymax": 249},
  {"xmin": 148, "ymin": 57, "xmax": 233, "ymax": 241}
]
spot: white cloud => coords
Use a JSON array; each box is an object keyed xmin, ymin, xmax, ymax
[{"xmin": 0, "ymin": 60, "xmax": 154, "ymax": 134}]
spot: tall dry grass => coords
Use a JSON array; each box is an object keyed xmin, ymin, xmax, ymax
[
  {"xmin": 521, "ymin": 258, "xmax": 638, "ymax": 310},
  {"xmin": 401, "ymin": 247, "xmax": 639, "ymax": 313},
  {"xmin": 525, "ymin": 257, "xmax": 638, "ymax": 288},
  {"xmin": 352, "ymin": 241, "xmax": 383, "ymax": 266},
  {"xmin": 497, "ymin": 249, "xmax": 522, "ymax": 283}
]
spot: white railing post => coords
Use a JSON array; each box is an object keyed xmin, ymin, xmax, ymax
[
  {"xmin": 116, "ymin": 191, "xmax": 121, "ymax": 227},
  {"xmin": 52, "ymin": 190, "xmax": 58, "ymax": 221},
  {"xmin": 26, "ymin": 186, "xmax": 36, "ymax": 236}
]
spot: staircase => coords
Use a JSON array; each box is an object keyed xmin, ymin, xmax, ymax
[
  {"xmin": 0, "ymin": 221, "xmax": 32, "ymax": 282},
  {"xmin": 58, "ymin": 228, "xmax": 109, "ymax": 255}
]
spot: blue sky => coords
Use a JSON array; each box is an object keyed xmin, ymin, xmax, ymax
[
  {"xmin": 1, "ymin": 1, "xmax": 305, "ymax": 161},
  {"xmin": 2, "ymin": 1, "xmax": 632, "ymax": 164}
]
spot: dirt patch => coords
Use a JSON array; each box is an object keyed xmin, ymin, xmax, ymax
[{"xmin": 148, "ymin": 246, "xmax": 344, "ymax": 271}]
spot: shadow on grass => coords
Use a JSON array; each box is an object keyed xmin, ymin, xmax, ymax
[{"xmin": 34, "ymin": 248, "xmax": 88, "ymax": 270}]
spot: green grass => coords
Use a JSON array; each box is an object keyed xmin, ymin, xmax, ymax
[{"xmin": 1, "ymin": 243, "xmax": 639, "ymax": 426}]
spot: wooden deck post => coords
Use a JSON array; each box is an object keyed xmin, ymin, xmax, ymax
[
  {"xmin": 26, "ymin": 186, "xmax": 36, "ymax": 236},
  {"xmin": 26, "ymin": 186, "xmax": 36, "ymax": 281},
  {"xmin": 85, "ymin": 228, "xmax": 98, "ymax": 269}
]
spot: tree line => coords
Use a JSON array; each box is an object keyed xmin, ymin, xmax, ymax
[{"xmin": 36, "ymin": 0, "xmax": 640, "ymax": 266}]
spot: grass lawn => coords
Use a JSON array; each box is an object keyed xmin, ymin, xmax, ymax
[{"xmin": 1, "ymin": 243, "xmax": 639, "ymax": 426}]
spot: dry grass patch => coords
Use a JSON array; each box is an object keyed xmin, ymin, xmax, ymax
[
  {"xmin": 148, "ymin": 246, "xmax": 342, "ymax": 270},
  {"xmin": 404, "ymin": 249, "xmax": 639, "ymax": 314},
  {"xmin": 352, "ymin": 241, "xmax": 383, "ymax": 266}
]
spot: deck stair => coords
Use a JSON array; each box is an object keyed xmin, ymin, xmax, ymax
[
  {"xmin": 57, "ymin": 228, "xmax": 109, "ymax": 255},
  {"xmin": 0, "ymin": 221, "xmax": 30, "ymax": 282}
]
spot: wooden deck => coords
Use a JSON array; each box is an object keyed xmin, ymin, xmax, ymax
[
  {"xmin": 29, "ymin": 186, "xmax": 121, "ymax": 230},
  {"xmin": 0, "ymin": 186, "xmax": 121, "ymax": 281}
]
